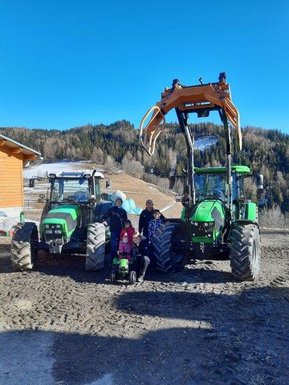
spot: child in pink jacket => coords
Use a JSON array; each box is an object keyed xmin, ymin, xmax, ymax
[{"xmin": 117, "ymin": 232, "xmax": 132, "ymax": 262}]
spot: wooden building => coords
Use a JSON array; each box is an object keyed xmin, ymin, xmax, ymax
[{"xmin": 0, "ymin": 134, "xmax": 41, "ymax": 228}]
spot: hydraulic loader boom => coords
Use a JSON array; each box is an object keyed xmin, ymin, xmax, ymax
[
  {"xmin": 139, "ymin": 73, "xmax": 241, "ymax": 156},
  {"xmin": 138, "ymin": 73, "xmax": 261, "ymax": 282}
]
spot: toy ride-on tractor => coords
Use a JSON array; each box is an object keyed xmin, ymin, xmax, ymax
[{"xmin": 110, "ymin": 253, "xmax": 137, "ymax": 284}]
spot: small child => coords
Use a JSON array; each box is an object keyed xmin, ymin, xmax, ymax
[
  {"xmin": 119, "ymin": 219, "xmax": 136, "ymax": 247},
  {"xmin": 117, "ymin": 232, "xmax": 132, "ymax": 262},
  {"xmin": 148, "ymin": 209, "xmax": 164, "ymax": 243}
]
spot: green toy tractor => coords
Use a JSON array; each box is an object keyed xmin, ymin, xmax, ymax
[
  {"xmin": 139, "ymin": 73, "xmax": 262, "ymax": 281},
  {"xmin": 11, "ymin": 170, "xmax": 112, "ymax": 271},
  {"xmin": 110, "ymin": 255, "xmax": 137, "ymax": 285}
]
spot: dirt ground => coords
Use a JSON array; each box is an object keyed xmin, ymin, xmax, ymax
[
  {"xmin": 0, "ymin": 173, "xmax": 288, "ymax": 385},
  {"xmin": 0, "ymin": 229, "xmax": 289, "ymax": 385}
]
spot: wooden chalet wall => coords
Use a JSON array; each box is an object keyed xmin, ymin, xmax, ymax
[{"xmin": 0, "ymin": 145, "xmax": 24, "ymax": 208}]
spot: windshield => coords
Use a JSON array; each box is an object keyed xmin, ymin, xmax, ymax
[
  {"xmin": 194, "ymin": 173, "xmax": 227, "ymax": 201},
  {"xmin": 51, "ymin": 178, "xmax": 90, "ymax": 203}
]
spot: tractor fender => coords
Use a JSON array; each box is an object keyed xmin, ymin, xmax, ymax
[{"xmin": 233, "ymin": 219, "xmax": 259, "ymax": 229}]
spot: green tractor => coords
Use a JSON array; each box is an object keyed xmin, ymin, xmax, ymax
[
  {"xmin": 11, "ymin": 170, "xmax": 112, "ymax": 271},
  {"xmin": 139, "ymin": 73, "xmax": 262, "ymax": 280},
  {"xmin": 152, "ymin": 165, "xmax": 261, "ymax": 280}
]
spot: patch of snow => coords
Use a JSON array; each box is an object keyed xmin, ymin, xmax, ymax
[
  {"xmin": 23, "ymin": 161, "xmax": 99, "ymax": 179},
  {"xmin": 195, "ymin": 136, "xmax": 218, "ymax": 151}
]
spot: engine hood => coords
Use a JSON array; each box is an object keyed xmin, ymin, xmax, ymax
[
  {"xmin": 191, "ymin": 200, "xmax": 225, "ymax": 228},
  {"xmin": 42, "ymin": 205, "xmax": 80, "ymax": 237}
]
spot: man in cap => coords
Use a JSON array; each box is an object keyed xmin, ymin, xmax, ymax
[
  {"xmin": 138, "ymin": 199, "xmax": 165, "ymax": 239},
  {"xmin": 101, "ymin": 197, "xmax": 128, "ymax": 261}
]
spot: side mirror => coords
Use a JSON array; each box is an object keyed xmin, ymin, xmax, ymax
[
  {"xmin": 256, "ymin": 173, "xmax": 264, "ymax": 190},
  {"xmin": 29, "ymin": 178, "xmax": 35, "ymax": 188}
]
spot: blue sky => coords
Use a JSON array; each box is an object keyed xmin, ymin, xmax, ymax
[{"xmin": 1, "ymin": 0, "xmax": 289, "ymax": 133}]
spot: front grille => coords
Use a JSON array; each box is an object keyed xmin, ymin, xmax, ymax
[
  {"xmin": 191, "ymin": 222, "xmax": 214, "ymax": 237},
  {"xmin": 44, "ymin": 224, "xmax": 63, "ymax": 241}
]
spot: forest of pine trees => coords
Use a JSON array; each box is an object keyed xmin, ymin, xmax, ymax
[{"xmin": 1, "ymin": 121, "xmax": 289, "ymax": 213}]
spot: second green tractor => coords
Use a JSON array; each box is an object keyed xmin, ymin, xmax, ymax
[{"xmin": 139, "ymin": 73, "xmax": 262, "ymax": 281}]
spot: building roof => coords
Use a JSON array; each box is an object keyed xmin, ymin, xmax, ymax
[{"xmin": 0, "ymin": 134, "xmax": 42, "ymax": 160}]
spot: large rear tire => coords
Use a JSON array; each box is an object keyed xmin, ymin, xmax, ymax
[
  {"xmin": 152, "ymin": 222, "xmax": 186, "ymax": 273},
  {"xmin": 230, "ymin": 223, "xmax": 261, "ymax": 281},
  {"xmin": 11, "ymin": 222, "xmax": 39, "ymax": 271},
  {"xmin": 85, "ymin": 223, "xmax": 106, "ymax": 271}
]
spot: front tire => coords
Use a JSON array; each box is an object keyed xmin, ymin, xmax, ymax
[
  {"xmin": 129, "ymin": 270, "xmax": 137, "ymax": 284},
  {"xmin": 230, "ymin": 223, "xmax": 261, "ymax": 281},
  {"xmin": 152, "ymin": 222, "xmax": 186, "ymax": 273},
  {"xmin": 85, "ymin": 223, "xmax": 106, "ymax": 271},
  {"xmin": 11, "ymin": 222, "xmax": 39, "ymax": 271},
  {"xmin": 110, "ymin": 272, "xmax": 116, "ymax": 283}
]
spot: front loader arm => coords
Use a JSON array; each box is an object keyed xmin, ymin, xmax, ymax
[{"xmin": 139, "ymin": 75, "xmax": 241, "ymax": 155}]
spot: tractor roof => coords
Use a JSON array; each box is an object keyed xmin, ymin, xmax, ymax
[
  {"xmin": 48, "ymin": 170, "xmax": 104, "ymax": 179},
  {"xmin": 195, "ymin": 165, "xmax": 250, "ymax": 175}
]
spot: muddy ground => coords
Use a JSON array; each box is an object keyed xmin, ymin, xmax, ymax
[{"xmin": 0, "ymin": 230, "xmax": 288, "ymax": 385}]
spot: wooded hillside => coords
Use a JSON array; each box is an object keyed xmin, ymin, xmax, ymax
[{"xmin": 1, "ymin": 121, "xmax": 289, "ymax": 212}]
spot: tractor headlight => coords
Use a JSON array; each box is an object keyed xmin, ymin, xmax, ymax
[{"xmin": 44, "ymin": 224, "xmax": 62, "ymax": 237}]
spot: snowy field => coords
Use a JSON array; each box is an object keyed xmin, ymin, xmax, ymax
[{"xmin": 23, "ymin": 160, "xmax": 99, "ymax": 179}]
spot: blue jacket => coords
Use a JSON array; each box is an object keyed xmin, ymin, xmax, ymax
[
  {"xmin": 148, "ymin": 218, "xmax": 164, "ymax": 242},
  {"xmin": 139, "ymin": 209, "xmax": 165, "ymax": 237}
]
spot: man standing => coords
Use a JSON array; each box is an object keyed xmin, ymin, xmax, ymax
[
  {"xmin": 138, "ymin": 199, "xmax": 165, "ymax": 238},
  {"xmin": 102, "ymin": 197, "xmax": 127, "ymax": 261}
]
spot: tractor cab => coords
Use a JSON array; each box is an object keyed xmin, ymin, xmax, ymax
[
  {"xmin": 181, "ymin": 165, "xmax": 256, "ymax": 259},
  {"xmin": 48, "ymin": 171, "xmax": 103, "ymax": 207},
  {"xmin": 194, "ymin": 165, "xmax": 251, "ymax": 204},
  {"xmin": 40, "ymin": 170, "xmax": 111, "ymax": 256}
]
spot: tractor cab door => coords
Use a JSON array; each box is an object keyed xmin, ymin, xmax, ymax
[
  {"xmin": 91, "ymin": 177, "xmax": 102, "ymax": 201},
  {"xmin": 232, "ymin": 173, "xmax": 258, "ymax": 222}
]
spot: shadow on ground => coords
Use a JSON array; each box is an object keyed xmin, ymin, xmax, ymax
[{"xmin": 0, "ymin": 286, "xmax": 289, "ymax": 385}]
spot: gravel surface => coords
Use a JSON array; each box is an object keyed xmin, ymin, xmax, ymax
[{"xmin": 0, "ymin": 231, "xmax": 289, "ymax": 385}]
